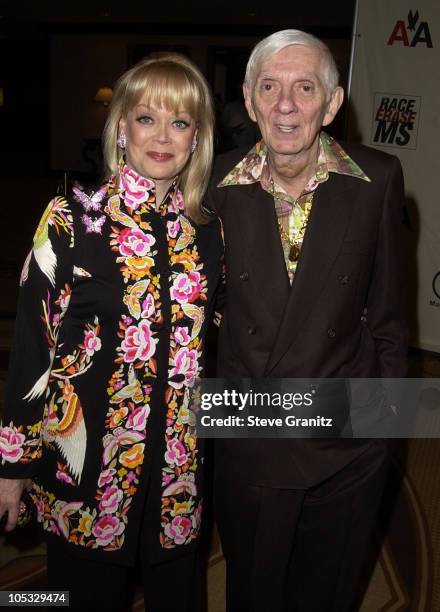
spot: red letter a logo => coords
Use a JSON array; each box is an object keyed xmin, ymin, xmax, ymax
[{"xmin": 387, "ymin": 20, "xmax": 410, "ymax": 46}]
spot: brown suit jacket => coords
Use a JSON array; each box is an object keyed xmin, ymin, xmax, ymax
[{"xmin": 206, "ymin": 138, "xmax": 408, "ymax": 488}]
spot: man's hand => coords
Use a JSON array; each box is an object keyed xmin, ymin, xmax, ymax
[{"xmin": 0, "ymin": 478, "xmax": 32, "ymax": 531}]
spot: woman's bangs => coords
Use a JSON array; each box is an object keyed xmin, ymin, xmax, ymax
[{"xmin": 128, "ymin": 64, "xmax": 199, "ymax": 118}]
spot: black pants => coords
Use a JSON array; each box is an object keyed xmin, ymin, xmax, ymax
[
  {"xmin": 215, "ymin": 440, "xmax": 389, "ymax": 612},
  {"xmin": 46, "ymin": 546, "xmax": 200, "ymax": 612}
]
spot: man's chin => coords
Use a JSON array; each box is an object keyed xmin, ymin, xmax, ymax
[{"xmin": 268, "ymin": 143, "xmax": 304, "ymax": 158}]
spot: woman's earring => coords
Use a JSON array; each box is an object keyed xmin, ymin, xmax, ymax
[
  {"xmin": 117, "ymin": 131, "xmax": 127, "ymax": 148},
  {"xmin": 191, "ymin": 138, "xmax": 197, "ymax": 153}
]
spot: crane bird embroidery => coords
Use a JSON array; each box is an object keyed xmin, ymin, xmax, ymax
[{"xmin": 44, "ymin": 390, "xmax": 87, "ymax": 483}]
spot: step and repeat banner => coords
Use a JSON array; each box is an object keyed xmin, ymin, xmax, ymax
[{"xmin": 347, "ymin": 0, "xmax": 439, "ymax": 351}]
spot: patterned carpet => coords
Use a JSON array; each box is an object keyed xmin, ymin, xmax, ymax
[{"xmin": 1, "ymin": 348, "xmax": 439, "ymax": 611}]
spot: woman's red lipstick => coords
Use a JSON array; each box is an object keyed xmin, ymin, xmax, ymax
[{"xmin": 147, "ymin": 152, "xmax": 174, "ymax": 162}]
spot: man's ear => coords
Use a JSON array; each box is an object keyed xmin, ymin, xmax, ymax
[
  {"xmin": 243, "ymin": 83, "xmax": 257, "ymax": 123},
  {"xmin": 322, "ymin": 86, "xmax": 344, "ymax": 127}
]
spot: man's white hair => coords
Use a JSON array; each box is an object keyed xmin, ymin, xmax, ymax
[{"xmin": 244, "ymin": 29, "xmax": 339, "ymax": 96}]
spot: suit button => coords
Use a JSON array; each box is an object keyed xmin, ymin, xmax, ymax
[
  {"xmin": 327, "ymin": 328, "xmax": 336, "ymax": 338},
  {"xmin": 248, "ymin": 326, "xmax": 256, "ymax": 335},
  {"xmin": 338, "ymin": 274, "xmax": 349, "ymax": 285},
  {"xmin": 240, "ymin": 272, "xmax": 249, "ymax": 281}
]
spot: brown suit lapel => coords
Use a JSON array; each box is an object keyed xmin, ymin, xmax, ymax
[
  {"xmin": 265, "ymin": 175, "xmax": 361, "ymax": 375},
  {"xmin": 238, "ymin": 181, "xmax": 290, "ymax": 323}
]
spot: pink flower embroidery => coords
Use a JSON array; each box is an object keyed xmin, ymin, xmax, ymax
[
  {"xmin": 170, "ymin": 271, "xmax": 204, "ymax": 304},
  {"xmin": 164, "ymin": 516, "xmax": 192, "ymax": 545},
  {"xmin": 165, "ymin": 438, "xmax": 187, "ymax": 467},
  {"xmin": 98, "ymin": 468, "xmax": 116, "ymax": 488},
  {"xmin": 120, "ymin": 165, "xmax": 154, "ymax": 212},
  {"xmin": 121, "ymin": 320, "xmax": 157, "ymax": 363},
  {"xmin": 56, "ymin": 471, "xmax": 73, "ymax": 484},
  {"xmin": 169, "ymin": 347, "xmax": 199, "ymax": 388},
  {"xmin": 126, "ymin": 404, "xmax": 150, "ymax": 431},
  {"xmin": 140, "ymin": 294, "xmax": 155, "ymax": 318},
  {"xmin": 84, "ymin": 329, "xmax": 101, "ymax": 357},
  {"xmin": 117, "ymin": 228, "xmax": 156, "ymax": 258},
  {"xmin": 168, "ymin": 190, "xmax": 185, "ymax": 214},
  {"xmin": 192, "ymin": 502, "xmax": 203, "ymax": 530},
  {"xmin": 174, "ymin": 327, "xmax": 190, "ymax": 346},
  {"xmin": 0, "ymin": 426, "xmax": 26, "ymax": 463},
  {"xmin": 167, "ymin": 219, "xmax": 180, "ymax": 238},
  {"xmin": 99, "ymin": 485, "xmax": 123, "ymax": 514},
  {"xmin": 162, "ymin": 473, "xmax": 174, "ymax": 488},
  {"xmin": 92, "ymin": 515, "xmax": 125, "ymax": 546},
  {"xmin": 34, "ymin": 496, "xmax": 45, "ymax": 522}
]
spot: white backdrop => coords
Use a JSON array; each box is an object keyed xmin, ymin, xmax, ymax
[{"xmin": 347, "ymin": 0, "xmax": 439, "ymax": 351}]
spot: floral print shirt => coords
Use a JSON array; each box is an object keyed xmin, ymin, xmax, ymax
[
  {"xmin": 0, "ymin": 161, "xmax": 223, "ymax": 564},
  {"xmin": 219, "ymin": 132, "xmax": 370, "ymax": 281}
]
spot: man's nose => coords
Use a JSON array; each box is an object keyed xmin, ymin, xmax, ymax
[{"xmin": 276, "ymin": 88, "xmax": 298, "ymax": 114}]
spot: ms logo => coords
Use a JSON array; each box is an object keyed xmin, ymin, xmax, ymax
[{"xmin": 387, "ymin": 10, "xmax": 433, "ymax": 48}]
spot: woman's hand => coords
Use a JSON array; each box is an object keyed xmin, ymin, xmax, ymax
[{"xmin": 0, "ymin": 478, "xmax": 32, "ymax": 531}]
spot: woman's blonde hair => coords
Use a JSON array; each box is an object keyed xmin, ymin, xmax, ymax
[{"xmin": 103, "ymin": 53, "xmax": 214, "ymax": 223}]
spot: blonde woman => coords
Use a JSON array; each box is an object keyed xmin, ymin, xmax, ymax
[{"xmin": 0, "ymin": 53, "xmax": 223, "ymax": 611}]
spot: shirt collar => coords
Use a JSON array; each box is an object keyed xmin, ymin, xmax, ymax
[
  {"xmin": 114, "ymin": 158, "xmax": 183, "ymax": 216},
  {"xmin": 218, "ymin": 132, "xmax": 371, "ymax": 191}
]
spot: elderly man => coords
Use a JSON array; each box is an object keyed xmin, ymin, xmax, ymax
[{"xmin": 206, "ymin": 30, "xmax": 407, "ymax": 612}]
